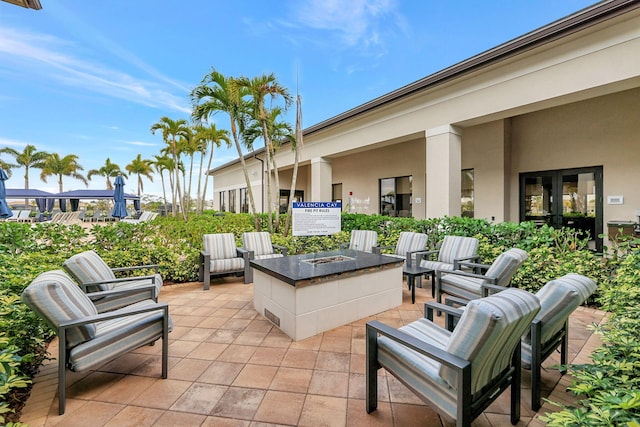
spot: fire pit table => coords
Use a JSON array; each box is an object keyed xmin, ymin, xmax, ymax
[{"xmin": 250, "ymin": 249, "xmax": 404, "ymax": 341}]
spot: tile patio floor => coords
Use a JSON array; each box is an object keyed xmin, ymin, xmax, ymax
[{"xmin": 20, "ymin": 277, "xmax": 606, "ymax": 427}]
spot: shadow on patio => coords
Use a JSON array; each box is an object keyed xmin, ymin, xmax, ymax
[{"xmin": 20, "ymin": 278, "xmax": 605, "ymax": 427}]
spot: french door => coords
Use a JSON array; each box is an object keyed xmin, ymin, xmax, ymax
[{"xmin": 520, "ymin": 166, "xmax": 603, "ymax": 252}]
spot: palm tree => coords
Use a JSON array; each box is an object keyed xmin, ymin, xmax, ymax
[
  {"xmin": 152, "ymin": 154, "xmax": 171, "ymax": 215},
  {"xmin": 191, "ymin": 68, "xmax": 260, "ymax": 229},
  {"xmin": 193, "ymin": 123, "xmax": 231, "ymax": 214},
  {"xmin": 0, "ymin": 144, "xmax": 49, "ymax": 206},
  {"xmin": 40, "ymin": 153, "xmax": 88, "ymax": 192},
  {"xmin": 178, "ymin": 127, "xmax": 198, "ymax": 216},
  {"xmin": 150, "ymin": 117, "xmax": 189, "ymax": 218},
  {"xmin": 284, "ymin": 94, "xmax": 304, "ymax": 236},
  {"xmin": 0, "ymin": 159, "xmax": 17, "ymax": 177},
  {"xmin": 87, "ymin": 158, "xmax": 126, "ymax": 190},
  {"xmin": 235, "ymin": 73, "xmax": 292, "ymax": 232},
  {"xmin": 125, "ymin": 154, "xmax": 154, "ymax": 196}
]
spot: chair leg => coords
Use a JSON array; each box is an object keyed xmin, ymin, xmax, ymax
[
  {"xmin": 511, "ymin": 345, "xmax": 522, "ymax": 425},
  {"xmin": 531, "ymin": 322, "xmax": 542, "ymax": 411},
  {"xmin": 162, "ymin": 306, "xmax": 169, "ymax": 379},
  {"xmin": 58, "ymin": 329, "xmax": 67, "ymax": 415},
  {"xmin": 365, "ymin": 324, "xmax": 378, "ymax": 413}
]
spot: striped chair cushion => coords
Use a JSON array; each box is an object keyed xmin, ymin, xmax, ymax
[
  {"xmin": 442, "ymin": 288, "xmax": 540, "ymax": 393},
  {"xmin": 64, "ymin": 250, "xmax": 117, "ymax": 292},
  {"xmin": 68, "ymin": 299, "xmax": 173, "ymax": 372},
  {"xmin": 21, "ymin": 270, "xmax": 98, "ymax": 348},
  {"xmin": 210, "ymin": 257, "xmax": 245, "ymax": 273},
  {"xmin": 395, "ymin": 232, "xmax": 428, "ymax": 261},
  {"xmin": 438, "ymin": 236, "xmax": 479, "ymax": 264},
  {"xmin": 91, "ymin": 275, "xmax": 163, "ymax": 313},
  {"xmin": 421, "ymin": 259, "xmax": 458, "ymax": 272},
  {"xmin": 255, "ymin": 253, "xmax": 284, "ymax": 261},
  {"xmin": 484, "ymin": 248, "xmax": 528, "ymax": 286},
  {"xmin": 377, "ymin": 318, "xmax": 458, "ymax": 419},
  {"xmin": 521, "ymin": 274, "xmax": 597, "ymax": 365},
  {"xmin": 349, "ymin": 230, "xmax": 378, "ymax": 253},
  {"xmin": 204, "ymin": 233, "xmax": 238, "ymax": 260},
  {"xmin": 242, "ymin": 232, "xmax": 275, "ymax": 257},
  {"xmin": 440, "ymin": 274, "xmax": 487, "ymax": 300}
]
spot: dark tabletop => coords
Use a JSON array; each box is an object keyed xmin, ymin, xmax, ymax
[{"xmin": 250, "ymin": 249, "xmax": 404, "ymax": 286}]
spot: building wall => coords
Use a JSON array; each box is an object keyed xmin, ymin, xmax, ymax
[{"xmin": 509, "ymin": 87, "xmax": 640, "ymax": 226}]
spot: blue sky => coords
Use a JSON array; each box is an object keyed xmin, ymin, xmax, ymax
[{"xmin": 0, "ymin": 0, "xmax": 597, "ymax": 199}]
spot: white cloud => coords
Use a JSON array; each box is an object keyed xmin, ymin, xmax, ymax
[
  {"xmin": 126, "ymin": 141, "xmax": 157, "ymax": 147},
  {"xmin": 0, "ymin": 25, "xmax": 191, "ymax": 114},
  {"xmin": 0, "ymin": 137, "xmax": 29, "ymax": 148},
  {"xmin": 290, "ymin": 0, "xmax": 402, "ymax": 49}
]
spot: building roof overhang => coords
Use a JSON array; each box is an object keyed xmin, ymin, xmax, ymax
[{"xmin": 1, "ymin": 0, "xmax": 42, "ymax": 10}]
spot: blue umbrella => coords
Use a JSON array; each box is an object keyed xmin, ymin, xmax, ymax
[
  {"xmin": 0, "ymin": 169, "xmax": 13, "ymax": 219},
  {"xmin": 111, "ymin": 175, "xmax": 128, "ymax": 218}
]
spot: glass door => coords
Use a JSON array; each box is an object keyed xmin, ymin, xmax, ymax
[{"xmin": 520, "ymin": 167, "xmax": 603, "ymax": 251}]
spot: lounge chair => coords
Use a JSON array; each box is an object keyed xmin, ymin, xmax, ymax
[
  {"xmin": 346, "ymin": 230, "xmax": 378, "ymax": 253},
  {"xmin": 366, "ymin": 288, "xmax": 541, "ymax": 426},
  {"xmin": 199, "ymin": 233, "xmax": 251, "ymax": 289},
  {"xmin": 21, "ymin": 269, "xmax": 171, "ymax": 415},
  {"xmin": 241, "ymin": 232, "xmax": 288, "ymax": 283},
  {"xmin": 373, "ymin": 231, "xmax": 428, "ymax": 265},
  {"xmin": 63, "ymin": 250, "xmax": 163, "ymax": 311},
  {"xmin": 435, "ymin": 248, "xmax": 528, "ymax": 304}
]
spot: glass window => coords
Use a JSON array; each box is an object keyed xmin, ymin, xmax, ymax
[
  {"xmin": 228, "ymin": 189, "xmax": 236, "ymax": 213},
  {"xmin": 239, "ymin": 188, "xmax": 248, "ymax": 213},
  {"xmin": 219, "ymin": 191, "xmax": 226, "ymax": 212},
  {"xmin": 461, "ymin": 169, "xmax": 474, "ymax": 218},
  {"xmin": 379, "ymin": 176, "xmax": 412, "ymax": 217},
  {"xmin": 332, "ymin": 183, "xmax": 342, "ymax": 203},
  {"xmin": 279, "ymin": 190, "xmax": 304, "ymax": 213}
]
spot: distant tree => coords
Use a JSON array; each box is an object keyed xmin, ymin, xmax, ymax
[
  {"xmin": 191, "ymin": 68, "xmax": 260, "ymax": 229},
  {"xmin": 152, "ymin": 154, "xmax": 171, "ymax": 215},
  {"xmin": 0, "ymin": 159, "xmax": 17, "ymax": 177},
  {"xmin": 150, "ymin": 117, "xmax": 189, "ymax": 218},
  {"xmin": 87, "ymin": 157, "xmax": 126, "ymax": 190},
  {"xmin": 235, "ymin": 73, "xmax": 292, "ymax": 232},
  {"xmin": 125, "ymin": 154, "xmax": 154, "ymax": 196},
  {"xmin": 40, "ymin": 153, "xmax": 88, "ymax": 192},
  {"xmin": 193, "ymin": 123, "xmax": 230, "ymax": 214},
  {"xmin": 0, "ymin": 144, "xmax": 49, "ymax": 206}
]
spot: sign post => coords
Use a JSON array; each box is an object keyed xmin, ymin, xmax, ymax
[{"xmin": 292, "ymin": 201, "xmax": 342, "ymax": 236}]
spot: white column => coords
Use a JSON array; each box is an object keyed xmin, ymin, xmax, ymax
[
  {"xmin": 426, "ymin": 125, "xmax": 462, "ymax": 218},
  {"xmin": 310, "ymin": 157, "xmax": 332, "ymax": 201}
]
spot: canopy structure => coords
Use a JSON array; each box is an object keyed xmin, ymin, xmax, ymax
[{"xmin": 5, "ymin": 189, "xmax": 141, "ymax": 213}]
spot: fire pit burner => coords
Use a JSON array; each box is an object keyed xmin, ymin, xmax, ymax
[{"xmin": 302, "ymin": 255, "xmax": 355, "ymax": 265}]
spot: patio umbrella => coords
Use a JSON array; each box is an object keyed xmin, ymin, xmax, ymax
[
  {"xmin": 0, "ymin": 169, "xmax": 13, "ymax": 219},
  {"xmin": 111, "ymin": 175, "xmax": 128, "ymax": 218}
]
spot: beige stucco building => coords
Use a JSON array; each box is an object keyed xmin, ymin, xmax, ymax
[{"xmin": 209, "ymin": 0, "xmax": 640, "ymax": 252}]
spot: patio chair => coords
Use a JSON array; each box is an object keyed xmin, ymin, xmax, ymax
[
  {"xmin": 366, "ymin": 288, "xmax": 541, "ymax": 426},
  {"xmin": 434, "ymin": 272, "xmax": 597, "ymax": 411},
  {"xmin": 523, "ymin": 273, "xmax": 597, "ymax": 410},
  {"xmin": 16, "ymin": 210, "xmax": 34, "ymax": 223},
  {"xmin": 63, "ymin": 250, "xmax": 163, "ymax": 312},
  {"xmin": 373, "ymin": 231, "xmax": 428, "ymax": 265},
  {"xmin": 199, "ymin": 233, "xmax": 251, "ymax": 289},
  {"xmin": 21, "ymin": 270, "xmax": 171, "ymax": 415},
  {"xmin": 435, "ymin": 248, "xmax": 528, "ymax": 304},
  {"xmin": 346, "ymin": 229, "xmax": 378, "ymax": 253},
  {"xmin": 419, "ymin": 235, "xmax": 479, "ymax": 272},
  {"xmin": 242, "ymin": 232, "xmax": 288, "ymax": 260}
]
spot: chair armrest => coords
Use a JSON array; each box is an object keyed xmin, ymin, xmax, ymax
[
  {"xmin": 437, "ymin": 269, "xmax": 499, "ymax": 284},
  {"xmin": 87, "ymin": 285, "xmax": 158, "ymax": 312},
  {"xmin": 453, "ymin": 255, "xmax": 481, "ymax": 270},
  {"xmin": 273, "ymin": 244, "xmax": 288, "ymax": 256},
  {"xmin": 481, "ymin": 283, "xmax": 508, "ymax": 296},
  {"xmin": 80, "ymin": 274, "xmax": 157, "ymax": 290},
  {"xmin": 367, "ymin": 320, "xmax": 469, "ymax": 370},
  {"xmin": 59, "ymin": 302, "xmax": 169, "ymax": 328},
  {"xmin": 424, "ymin": 301, "xmax": 464, "ymax": 321},
  {"xmin": 372, "ymin": 244, "xmax": 394, "ymax": 255},
  {"xmin": 237, "ymin": 247, "xmax": 251, "ymax": 258},
  {"xmin": 414, "ymin": 249, "xmax": 439, "ymax": 262},
  {"xmin": 455, "ymin": 260, "xmax": 490, "ymax": 271},
  {"xmin": 112, "ymin": 264, "xmax": 159, "ymax": 274}
]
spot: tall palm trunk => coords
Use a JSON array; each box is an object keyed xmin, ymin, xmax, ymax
[
  {"xmin": 260, "ymin": 113, "xmax": 275, "ymax": 233},
  {"xmin": 196, "ymin": 148, "xmax": 205, "ymax": 214},
  {"xmin": 230, "ymin": 118, "xmax": 260, "ymax": 231},
  {"xmin": 159, "ymin": 170, "xmax": 168, "ymax": 216},
  {"xmin": 285, "ymin": 95, "xmax": 303, "ymax": 236},
  {"xmin": 201, "ymin": 145, "xmax": 214, "ymax": 213}
]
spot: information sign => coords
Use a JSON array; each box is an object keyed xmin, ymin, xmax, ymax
[{"xmin": 292, "ymin": 201, "xmax": 342, "ymax": 236}]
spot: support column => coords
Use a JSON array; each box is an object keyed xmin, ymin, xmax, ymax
[
  {"xmin": 426, "ymin": 125, "xmax": 462, "ymax": 218},
  {"xmin": 310, "ymin": 157, "xmax": 332, "ymax": 201}
]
